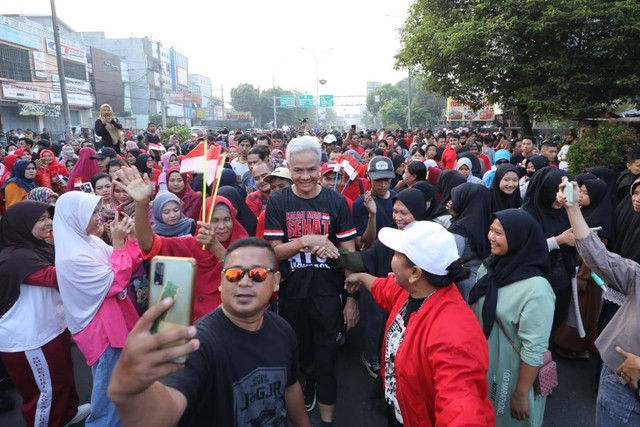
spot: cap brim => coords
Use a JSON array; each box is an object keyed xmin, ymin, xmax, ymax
[
  {"xmin": 90, "ymin": 155, "xmax": 104, "ymax": 159},
  {"xmin": 368, "ymin": 171, "xmax": 395, "ymax": 180},
  {"xmin": 378, "ymin": 227, "xmax": 407, "ymax": 254}
]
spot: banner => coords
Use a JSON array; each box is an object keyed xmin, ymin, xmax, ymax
[
  {"xmin": 446, "ymin": 99, "xmax": 495, "ymax": 122},
  {"xmin": 46, "ymin": 38, "xmax": 87, "ymax": 64},
  {"xmin": 49, "ymin": 92, "xmax": 93, "ymax": 107},
  {"xmin": 33, "ymin": 51, "xmax": 47, "ymax": 80},
  {"xmin": 2, "ymin": 83, "xmax": 40, "ymax": 101},
  {"xmin": 225, "ymin": 111, "xmax": 252, "ymax": 120},
  {"xmin": 52, "ymin": 74, "xmax": 91, "ymax": 93},
  {"xmin": 19, "ymin": 103, "xmax": 61, "ymax": 117},
  {"xmin": 169, "ymin": 91, "xmax": 202, "ymax": 104}
]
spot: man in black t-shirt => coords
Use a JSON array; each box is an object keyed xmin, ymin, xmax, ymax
[
  {"xmin": 108, "ymin": 238, "xmax": 311, "ymax": 427},
  {"xmin": 264, "ymin": 136, "xmax": 357, "ymax": 426}
]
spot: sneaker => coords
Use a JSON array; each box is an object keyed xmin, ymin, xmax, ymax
[
  {"xmin": 361, "ymin": 353, "xmax": 380, "ymax": 379},
  {"xmin": 303, "ymin": 380, "xmax": 316, "ymax": 412},
  {"xmin": 64, "ymin": 403, "xmax": 91, "ymax": 426}
]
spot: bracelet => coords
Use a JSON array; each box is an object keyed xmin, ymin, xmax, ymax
[{"xmin": 346, "ymin": 291, "xmax": 360, "ymax": 300}]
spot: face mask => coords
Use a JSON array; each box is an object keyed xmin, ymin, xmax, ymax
[
  {"xmin": 526, "ymin": 170, "xmax": 536, "ymax": 178},
  {"xmin": 8, "ymin": 150, "xmax": 15, "ymax": 155},
  {"xmin": 64, "ymin": 149, "xmax": 74, "ymax": 156}
]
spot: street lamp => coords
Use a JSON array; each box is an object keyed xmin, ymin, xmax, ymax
[{"xmin": 301, "ymin": 47, "xmax": 333, "ymax": 127}]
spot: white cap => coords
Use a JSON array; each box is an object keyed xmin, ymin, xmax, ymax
[
  {"xmin": 323, "ymin": 134, "xmax": 337, "ymax": 144},
  {"xmin": 378, "ymin": 221, "xmax": 459, "ymax": 276}
]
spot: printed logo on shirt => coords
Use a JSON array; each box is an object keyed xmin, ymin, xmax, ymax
[
  {"xmin": 384, "ymin": 305, "xmax": 408, "ymax": 425},
  {"xmin": 285, "ymin": 211, "xmax": 331, "ymax": 238},
  {"xmin": 233, "ymin": 367, "xmax": 287, "ymax": 427}
]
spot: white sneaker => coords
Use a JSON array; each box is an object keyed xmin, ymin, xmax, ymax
[{"xmin": 64, "ymin": 403, "xmax": 91, "ymax": 426}]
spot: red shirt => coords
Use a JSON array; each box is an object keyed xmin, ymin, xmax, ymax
[
  {"xmin": 371, "ymin": 276, "xmax": 495, "ymax": 427},
  {"xmin": 441, "ymin": 147, "xmax": 458, "ymax": 170},
  {"xmin": 245, "ymin": 190, "xmax": 269, "ymax": 219}
]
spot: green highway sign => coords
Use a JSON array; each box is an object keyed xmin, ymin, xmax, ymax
[
  {"xmin": 299, "ymin": 94, "xmax": 314, "ymax": 107},
  {"xmin": 280, "ymin": 95, "xmax": 295, "ymax": 108},
  {"xmin": 319, "ymin": 95, "xmax": 334, "ymax": 107}
]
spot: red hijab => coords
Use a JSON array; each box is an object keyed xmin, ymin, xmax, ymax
[
  {"xmin": 1, "ymin": 155, "xmax": 19, "ymax": 185},
  {"xmin": 167, "ymin": 167, "xmax": 202, "ymax": 221},
  {"xmin": 39, "ymin": 149, "xmax": 67, "ymax": 175},
  {"xmin": 66, "ymin": 147, "xmax": 101, "ymax": 191},
  {"xmin": 14, "ymin": 148, "xmax": 31, "ymax": 159}
]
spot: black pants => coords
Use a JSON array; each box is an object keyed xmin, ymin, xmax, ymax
[{"xmin": 278, "ymin": 295, "xmax": 342, "ymax": 405}]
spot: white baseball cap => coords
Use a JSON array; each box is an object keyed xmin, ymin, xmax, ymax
[
  {"xmin": 323, "ymin": 134, "xmax": 337, "ymax": 144},
  {"xmin": 378, "ymin": 221, "xmax": 459, "ymax": 276}
]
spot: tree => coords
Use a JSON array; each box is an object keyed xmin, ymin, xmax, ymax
[
  {"xmin": 367, "ymin": 84, "xmax": 404, "ymax": 116},
  {"xmin": 379, "ymin": 99, "xmax": 408, "ymax": 128},
  {"xmin": 396, "ymin": 0, "xmax": 640, "ymax": 135},
  {"xmin": 230, "ymin": 84, "xmax": 260, "ymax": 119}
]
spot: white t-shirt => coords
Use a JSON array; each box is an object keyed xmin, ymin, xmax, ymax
[
  {"xmin": 0, "ymin": 284, "xmax": 66, "ymax": 352},
  {"xmin": 231, "ymin": 159, "xmax": 249, "ymax": 180}
]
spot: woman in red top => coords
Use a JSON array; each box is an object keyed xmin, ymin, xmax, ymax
[
  {"xmin": 35, "ymin": 149, "xmax": 68, "ymax": 193},
  {"xmin": 65, "ymin": 147, "xmax": 100, "ymax": 191},
  {"xmin": 345, "ymin": 221, "xmax": 494, "ymax": 427},
  {"xmin": 166, "ymin": 167, "xmax": 202, "ymax": 222},
  {"xmin": 115, "ymin": 167, "xmax": 248, "ymax": 321}
]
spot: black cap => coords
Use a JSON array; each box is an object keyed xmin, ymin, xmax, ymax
[
  {"xmin": 367, "ymin": 156, "xmax": 395, "ymax": 180},
  {"xmin": 91, "ymin": 147, "xmax": 117, "ymax": 159}
]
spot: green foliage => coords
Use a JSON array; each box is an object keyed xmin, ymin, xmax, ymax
[
  {"xmin": 567, "ymin": 123, "xmax": 637, "ymax": 175},
  {"xmin": 379, "ymin": 99, "xmax": 408, "ymax": 128},
  {"xmin": 161, "ymin": 125, "xmax": 191, "ymax": 145},
  {"xmin": 396, "ymin": 0, "xmax": 640, "ymax": 129},
  {"xmin": 230, "ymin": 84, "xmax": 260, "ymax": 117}
]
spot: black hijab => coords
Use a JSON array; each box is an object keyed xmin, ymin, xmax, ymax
[
  {"xmin": 127, "ymin": 148, "xmax": 142, "ymax": 162},
  {"xmin": 0, "ymin": 201, "xmax": 55, "ymax": 317},
  {"xmin": 526, "ymin": 155, "xmax": 549, "ymax": 177},
  {"xmin": 521, "ymin": 167, "xmax": 576, "ymax": 277},
  {"xmin": 586, "ymin": 166, "xmax": 619, "ymax": 212},
  {"xmin": 581, "ymin": 179, "xmax": 615, "ymax": 242},
  {"xmin": 135, "ymin": 154, "xmax": 154, "ymax": 179},
  {"xmin": 412, "ymin": 181, "xmax": 438, "ymax": 219},
  {"xmin": 431, "ymin": 170, "xmax": 466, "ymax": 219},
  {"xmin": 393, "ymin": 188, "xmax": 426, "ymax": 223},
  {"xmin": 468, "ymin": 209, "xmax": 550, "ymax": 338},
  {"xmin": 490, "ymin": 164, "xmax": 522, "ymax": 212},
  {"xmin": 449, "ymin": 183, "xmax": 492, "ymax": 259},
  {"xmin": 216, "ymin": 186, "xmax": 257, "ymax": 236},
  {"xmin": 390, "ymin": 154, "xmax": 405, "ymax": 188},
  {"xmin": 575, "ymin": 172, "xmax": 597, "ymax": 187},
  {"xmin": 614, "ymin": 175, "xmax": 640, "ymax": 263}
]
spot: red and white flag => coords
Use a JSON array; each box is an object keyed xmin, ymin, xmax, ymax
[
  {"xmin": 180, "ymin": 143, "xmax": 223, "ymax": 185},
  {"xmin": 341, "ymin": 155, "xmax": 361, "ymax": 180}
]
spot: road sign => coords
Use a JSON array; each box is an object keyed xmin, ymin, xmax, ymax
[
  {"xmin": 299, "ymin": 94, "xmax": 314, "ymax": 107},
  {"xmin": 280, "ymin": 95, "xmax": 295, "ymax": 108},
  {"xmin": 319, "ymin": 95, "xmax": 334, "ymax": 107}
]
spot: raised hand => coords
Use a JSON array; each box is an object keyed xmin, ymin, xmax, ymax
[{"xmin": 114, "ymin": 168, "xmax": 153, "ymax": 203}]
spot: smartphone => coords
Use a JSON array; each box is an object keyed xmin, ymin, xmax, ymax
[
  {"xmin": 351, "ymin": 124, "xmax": 356, "ymax": 130},
  {"xmin": 563, "ymin": 181, "xmax": 574, "ymax": 204},
  {"xmin": 80, "ymin": 182, "xmax": 94, "ymax": 194},
  {"xmin": 149, "ymin": 256, "xmax": 197, "ymax": 363},
  {"xmin": 115, "ymin": 204, "xmax": 125, "ymax": 221}
]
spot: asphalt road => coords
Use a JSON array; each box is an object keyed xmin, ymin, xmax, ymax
[{"xmin": 1, "ymin": 323, "xmax": 598, "ymax": 427}]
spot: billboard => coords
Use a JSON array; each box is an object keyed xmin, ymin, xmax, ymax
[
  {"xmin": 2, "ymin": 83, "xmax": 40, "ymax": 101},
  {"xmin": 170, "ymin": 91, "xmax": 202, "ymax": 104},
  {"xmin": 46, "ymin": 38, "xmax": 87, "ymax": 64},
  {"xmin": 446, "ymin": 99, "xmax": 495, "ymax": 122}
]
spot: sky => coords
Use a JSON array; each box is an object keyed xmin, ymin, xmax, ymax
[{"xmin": 3, "ymin": 0, "xmax": 414, "ymax": 102}]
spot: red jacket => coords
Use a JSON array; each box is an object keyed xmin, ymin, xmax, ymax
[
  {"xmin": 441, "ymin": 147, "xmax": 458, "ymax": 170},
  {"xmin": 371, "ymin": 276, "xmax": 495, "ymax": 427}
]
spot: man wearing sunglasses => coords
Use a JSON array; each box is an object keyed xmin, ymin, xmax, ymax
[{"xmin": 108, "ymin": 238, "xmax": 311, "ymax": 427}]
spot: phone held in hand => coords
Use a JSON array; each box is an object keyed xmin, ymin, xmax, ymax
[
  {"xmin": 563, "ymin": 181, "xmax": 574, "ymax": 204},
  {"xmin": 149, "ymin": 256, "xmax": 197, "ymax": 363}
]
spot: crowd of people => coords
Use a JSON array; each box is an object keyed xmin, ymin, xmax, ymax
[{"xmin": 0, "ymin": 112, "xmax": 639, "ymax": 427}]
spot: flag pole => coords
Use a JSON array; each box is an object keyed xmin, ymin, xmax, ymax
[
  {"xmin": 206, "ymin": 153, "xmax": 227, "ymax": 223},
  {"xmin": 201, "ymin": 144, "xmax": 208, "ymax": 223}
]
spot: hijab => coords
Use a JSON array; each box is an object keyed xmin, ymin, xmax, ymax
[
  {"xmin": 457, "ymin": 151, "xmax": 482, "ymax": 179},
  {"xmin": 59, "ymin": 144, "xmax": 77, "ymax": 163},
  {"xmin": 135, "ymin": 154, "xmax": 154, "ymax": 179},
  {"xmin": 14, "ymin": 148, "xmax": 31, "ymax": 159},
  {"xmin": 575, "ymin": 172, "xmax": 597, "ymax": 187},
  {"xmin": 521, "ymin": 167, "xmax": 576, "ymax": 277},
  {"xmin": 412, "ymin": 181, "xmax": 438, "ymax": 219},
  {"xmin": 586, "ymin": 166, "xmax": 619, "ymax": 212},
  {"xmin": 199, "ymin": 195, "xmax": 249, "ymax": 244},
  {"xmin": 216, "ymin": 186, "xmax": 257, "ymax": 236},
  {"xmin": 456, "ymin": 157, "xmax": 483, "ymax": 184},
  {"xmin": 490, "ymin": 164, "xmax": 522, "ymax": 212},
  {"xmin": 65, "ymin": 147, "xmax": 100, "ymax": 191},
  {"xmin": 167, "ymin": 167, "xmax": 202, "ymax": 222},
  {"xmin": 127, "ymin": 148, "xmax": 142, "ymax": 162},
  {"xmin": 468, "ymin": 209, "xmax": 550, "ymax": 338},
  {"xmin": 614, "ymin": 175, "xmax": 640, "ymax": 263},
  {"xmin": 100, "ymin": 103, "xmax": 124, "ymax": 149},
  {"xmin": 581, "ymin": 179, "xmax": 615, "ymax": 242},
  {"xmin": 392, "ymin": 188, "xmax": 426, "ymax": 224},
  {"xmin": 390, "ymin": 154, "xmax": 405, "ymax": 188},
  {"xmin": 431, "ymin": 170, "xmax": 466, "ymax": 219},
  {"xmin": 1, "ymin": 160, "xmax": 37, "ymax": 192},
  {"xmin": 27, "ymin": 187, "xmax": 57, "ymax": 203},
  {"xmin": 220, "ymin": 168, "xmax": 247, "ymax": 199},
  {"xmin": 53, "ymin": 191, "xmax": 113, "ymax": 333},
  {"xmin": 0, "ymin": 201, "xmax": 55, "ymax": 317},
  {"xmin": 39, "ymin": 149, "xmax": 68, "ymax": 176},
  {"xmin": 152, "ymin": 192, "xmax": 195, "ymax": 237},
  {"xmin": 449, "ymin": 183, "xmax": 492, "ymax": 259},
  {"xmin": 1, "ymin": 155, "xmax": 19, "ymax": 183},
  {"xmin": 161, "ymin": 152, "xmax": 177, "ymax": 173},
  {"xmin": 526, "ymin": 155, "xmax": 549, "ymax": 177}
]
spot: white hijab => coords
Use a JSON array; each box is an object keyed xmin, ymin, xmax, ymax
[{"xmin": 53, "ymin": 191, "xmax": 114, "ymax": 334}]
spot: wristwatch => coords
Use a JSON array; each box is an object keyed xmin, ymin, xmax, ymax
[{"xmin": 346, "ymin": 291, "xmax": 360, "ymax": 300}]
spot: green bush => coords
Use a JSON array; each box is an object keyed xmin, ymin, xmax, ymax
[
  {"xmin": 567, "ymin": 122, "xmax": 637, "ymax": 176},
  {"xmin": 161, "ymin": 126, "xmax": 191, "ymax": 146}
]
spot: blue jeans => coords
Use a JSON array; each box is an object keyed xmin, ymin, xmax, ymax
[
  {"xmin": 86, "ymin": 346, "xmax": 123, "ymax": 427},
  {"xmin": 596, "ymin": 366, "xmax": 640, "ymax": 426}
]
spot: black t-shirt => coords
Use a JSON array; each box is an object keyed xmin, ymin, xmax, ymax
[
  {"xmin": 144, "ymin": 131, "xmax": 161, "ymax": 144},
  {"xmin": 264, "ymin": 186, "xmax": 356, "ymax": 299},
  {"xmin": 353, "ymin": 190, "xmax": 396, "ymax": 236},
  {"xmin": 160, "ymin": 309, "xmax": 299, "ymax": 427}
]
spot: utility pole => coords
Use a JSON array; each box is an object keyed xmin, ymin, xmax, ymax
[
  {"xmin": 407, "ymin": 68, "xmax": 412, "ymax": 129},
  {"xmin": 273, "ymin": 96, "xmax": 278, "ymax": 129},
  {"xmin": 220, "ymin": 84, "xmax": 225, "ymax": 120},
  {"xmin": 157, "ymin": 41, "xmax": 167, "ymax": 129},
  {"xmin": 50, "ymin": 0, "xmax": 71, "ymax": 142}
]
